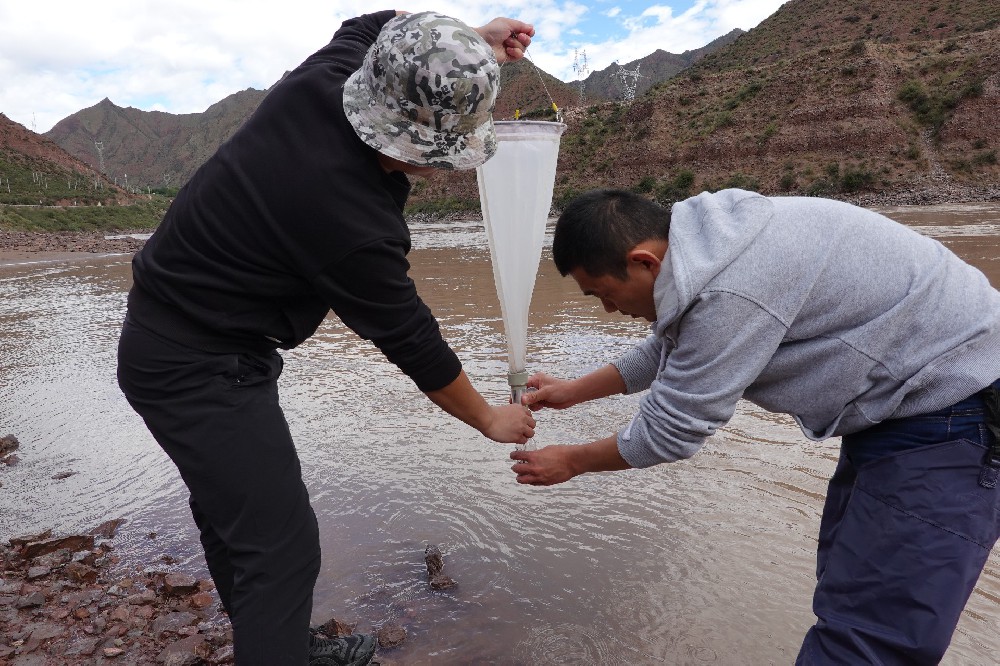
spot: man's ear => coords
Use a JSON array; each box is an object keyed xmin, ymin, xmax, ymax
[{"xmin": 626, "ymin": 244, "xmax": 664, "ymax": 278}]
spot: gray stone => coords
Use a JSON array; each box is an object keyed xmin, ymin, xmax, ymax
[
  {"xmin": 152, "ymin": 611, "xmax": 198, "ymax": 638},
  {"xmin": 15, "ymin": 592, "xmax": 45, "ymax": 608}
]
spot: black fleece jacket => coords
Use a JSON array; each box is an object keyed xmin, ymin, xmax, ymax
[{"xmin": 127, "ymin": 10, "xmax": 463, "ymax": 392}]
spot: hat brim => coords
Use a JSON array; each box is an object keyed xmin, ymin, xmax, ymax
[{"xmin": 343, "ymin": 68, "xmax": 496, "ymax": 171}]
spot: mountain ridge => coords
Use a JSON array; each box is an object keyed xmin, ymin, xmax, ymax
[{"xmin": 5, "ymin": 0, "xmax": 998, "ymax": 213}]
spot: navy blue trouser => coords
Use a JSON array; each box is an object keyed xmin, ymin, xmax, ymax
[
  {"xmin": 797, "ymin": 382, "xmax": 1000, "ymax": 665},
  {"xmin": 117, "ymin": 317, "xmax": 320, "ymax": 665}
]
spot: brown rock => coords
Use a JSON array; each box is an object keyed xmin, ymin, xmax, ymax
[
  {"xmin": 3, "ymin": 454, "xmax": 20, "ymax": 466},
  {"xmin": 33, "ymin": 549, "xmax": 72, "ymax": 568},
  {"xmin": 22, "ymin": 535, "xmax": 95, "ymax": 559},
  {"xmin": 127, "ymin": 588, "xmax": 157, "ymax": 605},
  {"xmin": 0, "ymin": 433, "xmax": 18, "ymax": 454},
  {"xmin": 64, "ymin": 561, "xmax": 99, "ymax": 583},
  {"xmin": 190, "ymin": 591, "xmax": 214, "ymax": 609},
  {"xmin": 65, "ymin": 636, "xmax": 101, "ymax": 656},
  {"xmin": 152, "ymin": 611, "xmax": 198, "ymax": 637},
  {"xmin": 164, "ymin": 572, "xmax": 198, "ymax": 596},
  {"xmin": 156, "ymin": 633, "xmax": 208, "ymax": 665},
  {"xmin": 89, "ymin": 518, "xmax": 127, "ymax": 539},
  {"xmin": 317, "ymin": 617, "xmax": 357, "ymax": 638},
  {"xmin": 73, "ymin": 606, "xmax": 91, "ymax": 619},
  {"xmin": 104, "ymin": 646, "xmax": 125, "ymax": 658},
  {"xmin": 429, "ymin": 574, "xmax": 456, "ymax": 590},
  {"xmin": 26, "ymin": 622, "xmax": 64, "ymax": 641},
  {"xmin": 376, "ymin": 623, "xmax": 407, "ymax": 649},
  {"xmin": 10, "ymin": 530, "xmax": 52, "ymax": 548},
  {"xmin": 424, "ymin": 544, "xmax": 444, "ymax": 577},
  {"xmin": 109, "ymin": 604, "xmax": 131, "ymax": 622}
]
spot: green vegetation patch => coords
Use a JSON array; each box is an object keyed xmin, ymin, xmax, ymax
[
  {"xmin": 404, "ymin": 196, "xmax": 480, "ymax": 217},
  {"xmin": 0, "ymin": 200, "xmax": 168, "ymax": 232}
]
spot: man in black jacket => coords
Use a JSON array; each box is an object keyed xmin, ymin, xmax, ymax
[{"xmin": 117, "ymin": 11, "xmax": 536, "ymax": 665}]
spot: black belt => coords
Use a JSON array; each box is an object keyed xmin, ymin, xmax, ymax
[{"xmin": 978, "ymin": 382, "xmax": 1000, "ymax": 488}]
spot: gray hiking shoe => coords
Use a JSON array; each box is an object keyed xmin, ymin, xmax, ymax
[{"xmin": 308, "ymin": 630, "xmax": 377, "ymax": 666}]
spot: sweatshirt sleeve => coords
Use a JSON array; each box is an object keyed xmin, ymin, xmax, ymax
[
  {"xmin": 303, "ymin": 10, "xmax": 398, "ymax": 77},
  {"xmin": 312, "ymin": 238, "xmax": 463, "ymax": 393},
  {"xmin": 618, "ymin": 291, "xmax": 788, "ymax": 468},
  {"xmin": 612, "ymin": 333, "xmax": 668, "ymax": 394}
]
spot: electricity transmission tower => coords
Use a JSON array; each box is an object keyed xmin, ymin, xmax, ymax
[
  {"xmin": 572, "ymin": 49, "xmax": 589, "ymax": 104},
  {"xmin": 94, "ymin": 141, "xmax": 106, "ymax": 173},
  {"xmin": 614, "ymin": 61, "xmax": 643, "ymax": 103}
]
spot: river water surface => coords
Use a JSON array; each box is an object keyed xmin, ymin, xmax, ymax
[{"xmin": 2, "ymin": 202, "xmax": 999, "ymax": 664}]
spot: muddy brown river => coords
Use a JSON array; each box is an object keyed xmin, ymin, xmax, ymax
[{"xmin": 1, "ymin": 201, "xmax": 998, "ymax": 664}]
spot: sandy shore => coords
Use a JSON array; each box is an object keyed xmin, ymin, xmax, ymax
[{"xmin": 0, "ymin": 230, "xmax": 149, "ymax": 266}]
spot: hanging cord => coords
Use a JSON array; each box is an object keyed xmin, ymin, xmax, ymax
[{"xmin": 497, "ymin": 33, "xmax": 562, "ymax": 122}]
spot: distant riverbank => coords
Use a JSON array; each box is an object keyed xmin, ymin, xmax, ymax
[
  {"xmin": 3, "ymin": 183, "xmax": 998, "ymax": 265},
  {"xmin": 0, "ymin": 229, "xmax": 148, "ymax": 265}
]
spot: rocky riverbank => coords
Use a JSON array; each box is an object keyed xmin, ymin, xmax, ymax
[
  {"xmin": 0, "ymin": 520, "xmax": 237, "ymax": 665},
  {"xmin": 0, "ymin": 229, "xmax": 149, "ymax": 258},
  {"xmin": 0, "ymin": 524, "xmax": 418, "ymax": 665},
  {"xmin": 1, "ymin": 433, "xmax": 441, "ymax": 664}
]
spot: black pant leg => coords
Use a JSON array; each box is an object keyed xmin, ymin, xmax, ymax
[{"xmin": 117, "ymin": 318, "xmax": 320, "ymax": 665}]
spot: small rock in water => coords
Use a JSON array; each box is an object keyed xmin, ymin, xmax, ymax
[
  {"xmin": 429, "ymin": 574, "xmax": 456, "ymax": 590},
  {"xmin": 317, "ymin": 617, "xmax": 357, "ymax": 638},
  {"xmin": 424, "ymin": 545, "xmax": 444, "ymax": 577},
  {"xmin": 376, "ymin": 623, "xmax": 407, "ymax": 649},
  {"xmin": 0, "ymin": 433, "xmax": 19, "ymax": 456},
  {"xmin": 89, "ymin": 518, "xmax": 126, "ymax": 539},
  {"xmin": 52, "ymin": 471, "xmax": 77, "ymax": 480},
  {"xmin": 424, "ymin": 544, "xmax": 456, "ymax": 588}
]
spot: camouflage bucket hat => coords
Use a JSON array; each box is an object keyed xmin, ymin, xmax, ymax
[{"xmin": 343, "ymin": 11, "xmax": 500, "ymax": 171}]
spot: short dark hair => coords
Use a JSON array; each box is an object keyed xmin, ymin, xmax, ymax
[{"xmin": 553, "ymin": 189, "xmax": 671, "ymax": 279}]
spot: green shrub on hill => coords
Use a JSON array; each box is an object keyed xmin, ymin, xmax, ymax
[{"xmin": 0, "ymin": 200, "xmax": 168, "ymax": 232}]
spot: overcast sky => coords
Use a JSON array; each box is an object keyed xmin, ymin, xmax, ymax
[{"xmin": 1, "ymin": 0, "xmax": 787, "ymax": 134}]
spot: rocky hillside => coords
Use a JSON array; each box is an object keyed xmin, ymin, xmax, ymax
[
  {"xmin": 40, "ymin": 32, "xmax": 737, "ymax": 189},
  {"xmin": 412, "ymin": 0, "xmax": 1000, "ymax": 210},
  {"xmin": 0, "ymin": 114, "xmax": 127, "ymax": 206},
  {"xmin": 44, "ymin": 89, "xmax": 268, "ymax": 191},
  {"xmin": 575, "ymin": 29, "xmax": 744, "ymax": 102},
  {"xmin": 28, "ymin": 0, "xmax": 1000, "ymax": 212}
]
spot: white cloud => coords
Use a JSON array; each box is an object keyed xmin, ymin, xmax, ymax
[{"xmin": 0, "ymin": 0, "xmax": 785, "ymax": 133}]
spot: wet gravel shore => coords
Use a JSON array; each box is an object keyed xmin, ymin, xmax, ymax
[{"xmin": 0, "ymin": 230, "xmax": 149, "ymax": 258}]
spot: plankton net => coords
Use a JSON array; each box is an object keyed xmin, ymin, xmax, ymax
[{"xmin": 477, "ymin": 120, "xmax": 567, "ymax": 418}]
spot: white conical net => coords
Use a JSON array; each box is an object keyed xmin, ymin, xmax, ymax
[{"xmin": 477, "ymin": 120, "xmax": 567, "ymax": 395}]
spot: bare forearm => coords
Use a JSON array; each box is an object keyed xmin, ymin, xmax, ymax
[
  {"xmin": 572, "ymin": 364, "xmax": 627, "ymax": 403},
  {"xmin": 425, "ymin": 370, "xmax": 490, "ymax": 431},
  {"xmin": 573, "ymin": 436, "xmax": 632, "ymax": 474}
]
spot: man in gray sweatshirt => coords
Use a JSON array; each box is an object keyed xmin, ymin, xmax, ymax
[{"xmin": 513, "ymin": 188, "xmax": 1000, "ymax": 664}]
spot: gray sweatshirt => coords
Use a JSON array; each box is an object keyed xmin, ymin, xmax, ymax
[{"xmin": 613, "ymin": 189, "xmax": 1000, "ymax": 468}]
